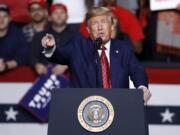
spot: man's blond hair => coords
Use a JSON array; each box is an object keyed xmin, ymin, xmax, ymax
[{"xmin": 86, "ymin": 7, "xmax": 114, "ymax": 26}]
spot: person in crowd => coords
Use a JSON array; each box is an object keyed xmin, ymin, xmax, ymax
[
  {"xmin": 140, "ymin": 1, "xmax": 180, "ymax": 62},
  {"xmin": 138, "ymin": 0, "xmax": 157, "ymax": 61},
  {"xmin": 30, "ymin": 3, "xmax": 77, "ymax": 75},
  {"xmin": 81, "ymin": 0, "xmax": 144, "ymax": 56},
  {"xmin": 0, "ymin": 4, "xmax": 27, "ymax": 73},
  {"xmin": 41, "ymin": 7, "xmax": 151, "ymax": 105},
  {"xmin": 23, "ymin": 0, "xmax": 48, "ymax": 43}
]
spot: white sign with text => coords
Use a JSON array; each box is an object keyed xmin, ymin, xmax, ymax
[{"xmin": 150, "ymin": 0, "xmax": 180, "ymax": 11}]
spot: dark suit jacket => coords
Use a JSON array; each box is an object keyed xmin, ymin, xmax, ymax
[{"xmin": 47, "ymin": 35, "xmax": 148, "ymax": 88}]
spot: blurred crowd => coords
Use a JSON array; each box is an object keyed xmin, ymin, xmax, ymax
[{"xmin": 0, "ymin": 0, "xmax": 179, "ymax": 76}]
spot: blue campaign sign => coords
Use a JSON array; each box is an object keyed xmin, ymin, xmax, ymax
[{"xmin": 19, "ymin": 67, "xmax": 69, "ymax": 122}]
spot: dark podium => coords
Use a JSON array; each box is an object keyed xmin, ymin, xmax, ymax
[{"xmin": 48, "ymin": 88, "xmax": 149, "ymax": 135}]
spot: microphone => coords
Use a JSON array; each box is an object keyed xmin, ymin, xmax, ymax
[
  {"xmin": 93, "ymin": 37, "xmax": 103, "ymax": 88},
  {"xmin": 94, "ymin": 37, "xmax": 103, "ymax": 50}
]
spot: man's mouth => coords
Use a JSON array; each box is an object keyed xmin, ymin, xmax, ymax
[{"xmin": 98, "ymin": 33, "xmax": 104, "ymax": 38}]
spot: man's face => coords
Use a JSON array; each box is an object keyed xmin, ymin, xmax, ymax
[
  {"xmin": 0, "ymin": 11, "xmax": 10, "ymax": 31},
  {"xmin": 88, "ymin": 15, "xmax": 113, "ymax": 44},
  {"xmin": 29, "ymin": 3, "xmax": 46, "ymax": 23},
  {"xmin": 51, "ymin": 8, "xmax": 67, "ymax": 27}
]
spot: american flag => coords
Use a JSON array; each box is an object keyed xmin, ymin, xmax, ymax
[{"xmin": 0, "ymin": 67, "xmax": 180, "ymax": 135}]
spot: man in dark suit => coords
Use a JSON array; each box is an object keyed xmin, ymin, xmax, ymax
[{"xmin": 41, "ymin": 7, "xmax": 151, "ymax": 104}]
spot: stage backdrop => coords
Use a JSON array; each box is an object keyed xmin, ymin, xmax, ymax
[{"xmin": 0, "ymin": 67, "xmax": 180, "ymax": 135}]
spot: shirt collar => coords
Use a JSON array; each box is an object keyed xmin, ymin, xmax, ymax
[{"xmin": 103, "ymin": 40, "xmax": 111, "ymax": 52}]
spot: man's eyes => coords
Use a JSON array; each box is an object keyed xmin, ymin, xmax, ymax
[
  {"xmin": 92, "ymin": 20, "xmax": 109, "ymax": 25},
  {"xmin": 101, "ymin": 20, "xmax": 108, "ymax": 23}
]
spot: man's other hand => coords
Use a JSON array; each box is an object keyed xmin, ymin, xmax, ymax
[{"xmin": 142, "ymin": 87, "xmax": 152, "ymax": 105}]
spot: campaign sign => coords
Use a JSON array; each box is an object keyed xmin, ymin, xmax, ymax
[{"xmin": 20, "ymin": 67, "xmax": 69, "ymax": 122}]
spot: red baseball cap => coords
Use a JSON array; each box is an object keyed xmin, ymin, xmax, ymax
[
  {"xmin": 27, "ymin": 0, "xmax": 46, "ymax": 8},
  {"xmin": 50, "ymin": 3, "xmax": 67, "ymax": 14}
]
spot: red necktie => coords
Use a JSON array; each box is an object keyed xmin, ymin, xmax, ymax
[{"xmin": 100, "ymin": 46, "xmax": 112, "ymax": 88}]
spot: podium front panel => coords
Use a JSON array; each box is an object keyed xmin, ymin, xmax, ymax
[{"xmin": 48, "ymin": 88, "xmax": 148, "ymax": 135}]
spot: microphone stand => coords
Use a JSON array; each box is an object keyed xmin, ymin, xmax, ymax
[{"xmin": 93, "ymin": 38, "xmax": 102, "ymax": 88}]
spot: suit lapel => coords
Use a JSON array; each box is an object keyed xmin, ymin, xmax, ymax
[{"xmin": 110, "ymin": 39, "xmax": 122, "ymax": 87}]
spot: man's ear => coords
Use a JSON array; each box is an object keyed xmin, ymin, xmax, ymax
[
  {"xmin": 111, "ymin": 23, "xmax": 115, "ymax": 32},
  {"xmin": 111, "ymin": 17, "xmax": 118, "ymax": 31},
  {"xmin": 87, "ymin": 26, "xmax": 90, "ymax": 33}
]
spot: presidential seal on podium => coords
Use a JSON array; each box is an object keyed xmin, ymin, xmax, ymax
[{"xmin": 77, "ymin": 95, "xmax": 114, "ymax": 132}]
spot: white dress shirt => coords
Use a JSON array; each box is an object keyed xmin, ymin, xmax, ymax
[{"xmin": 98, "ymin": 40, "xmax": 111, "ymax": 65}]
